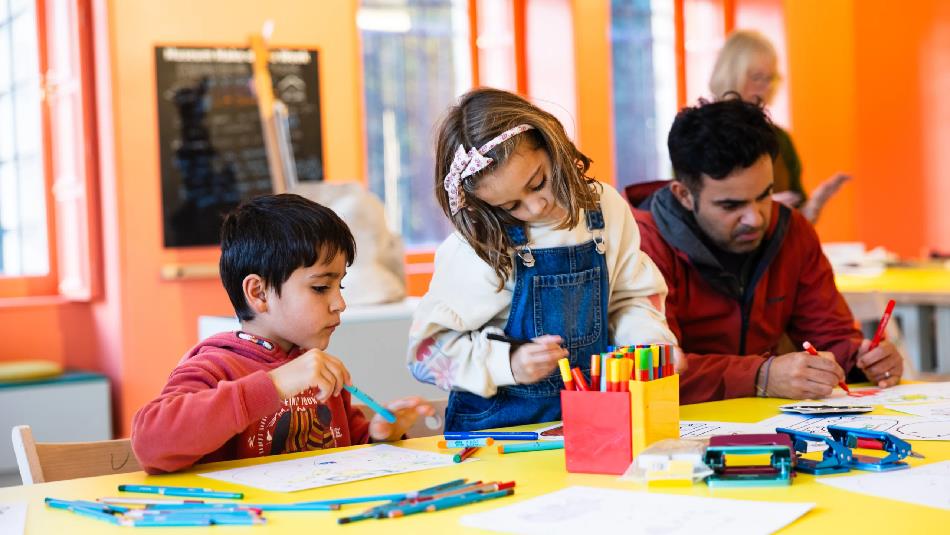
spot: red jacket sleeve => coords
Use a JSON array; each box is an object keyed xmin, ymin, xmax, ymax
[
  {"xmin": 131, "ymin": 361, "xmax": 282, "ymax": 474},
  {"xmin": 783, "ymin": 215, "xmax": 863, "ymax": 372}
]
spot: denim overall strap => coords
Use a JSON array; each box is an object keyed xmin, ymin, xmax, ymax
[{"xmin": 445, "ymin": 206, "xmax": 610, "ymax": 432}]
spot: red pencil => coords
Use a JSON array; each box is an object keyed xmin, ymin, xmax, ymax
[
  {"xmin": 803, "ymin": 341, "xmax": 851, "ymax": 394},
  {"xmin": 453, "ymin": 447, "xmax": 479, "ymax": 463},
  {"xmin": 571, "ymin": 367, "xmax": 591, "ymax": 391},
  {"xmin": 868, "ymin": 299, "xmax": 896, "ymax": 350}
]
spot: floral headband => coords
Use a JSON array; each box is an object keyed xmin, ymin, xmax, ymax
[{"xmin": 443, "ymin": 124, "xmax": 535, "ymax": 215}]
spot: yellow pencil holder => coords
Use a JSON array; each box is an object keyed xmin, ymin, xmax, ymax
[
  {"xmin": 562, "ymin": 374, "xmax": 680, "ymax": 474},
  {"xmin": 629, "ymin": 374, "xmax": 680, "ymax": 458}
]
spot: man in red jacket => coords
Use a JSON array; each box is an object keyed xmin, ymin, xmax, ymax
[{"xmin": 628, "ymin": 98, "xmax": 904, "ymax": 404}]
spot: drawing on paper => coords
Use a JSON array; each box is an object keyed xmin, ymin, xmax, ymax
[
  {"xmin": 758, "ymin": 414, "xmax": 950, "ymax": 442},
  {"xmin": 199, "ymin": 444, "xmax": 464, "ymax": 492}
]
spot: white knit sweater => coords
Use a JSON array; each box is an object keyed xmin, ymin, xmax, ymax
[{"xmin": 407, "ymin": 182, "xmax": 677, "ymax": 397}]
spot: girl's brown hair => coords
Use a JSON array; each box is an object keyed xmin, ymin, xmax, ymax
[{"xmin": 434, "ymin": 88, "xmax": 600, "ymax": 287}]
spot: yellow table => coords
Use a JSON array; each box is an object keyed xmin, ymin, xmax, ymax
[
  {"xmin": 836, "ymin": 266, "xmax": 950, "ymax": 375},
  {"xmin": 835, "ymin": 265, "xmax": 950, "ymax": 305},
  {"xmin": 1, "ymin": 397, "xmax": 944, "ymax": 533}
]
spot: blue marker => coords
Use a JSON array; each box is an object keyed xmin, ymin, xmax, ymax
[
  {"xmin": 443, "ymin": 431, "xmax": 539, "ymax": 441},
  {"xmin": 118, "ymin": 484, "xmax": 243, "ymax": 499},
  {"xmin": 343, "ymin": 385, "xmax": 397, "ymax": 423}
]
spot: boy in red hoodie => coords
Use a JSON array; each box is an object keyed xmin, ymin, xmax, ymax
[{"xmin": 132, "ymin": 194, "xmax": 433, "ymax": 474}]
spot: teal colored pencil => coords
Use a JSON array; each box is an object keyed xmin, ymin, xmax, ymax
[
  {"xmin": 387, "ymin": 489, "xmax": 514, "ymax": 518},
  {"xmin": 343, "ymin": 385, "xmax": 396, "ymax": 423},
  {"xmin": 497, "ymin": 440, "xmax": 564, "ymax": 454}
]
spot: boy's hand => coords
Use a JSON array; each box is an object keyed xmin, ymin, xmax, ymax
[
  {"xmin": 509, "ymin": 335, "xmax": 568, "ymax": 384},
  {"xmin": 672, "ymin": 346, "xmax": 688, "ymax": 374},
  {"xmin": 268, "ymin": 348, "xmax": 351, "ymax": 402},
  {"xmin": 368, "ymin": 396, "xmax": 435, "ymax": 442},
  {"xmin": 766, "ymin": 350, "xmax": 845, "ymax": 399}
]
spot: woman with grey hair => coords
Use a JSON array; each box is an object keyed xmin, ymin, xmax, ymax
[{"xmin": 710, "ymin": 30, "xmax": 850, "ymax": 224}]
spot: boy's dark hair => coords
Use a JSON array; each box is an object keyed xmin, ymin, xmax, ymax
[
  {"xmin": 667, "ymin": 96, "xmax": 779, "ymax": 193},
  {"xmin": 219, "ymin": 194, "xmax": 356, "ymax": 321}
]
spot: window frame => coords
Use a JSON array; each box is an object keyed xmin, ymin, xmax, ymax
[{"xmin": 0, "ymin": 0, "xmax": 100, "ymax": 301}]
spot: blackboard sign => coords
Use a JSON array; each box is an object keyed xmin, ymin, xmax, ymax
[{"xmin": 155, "ymin": 46, "xmax": 323, "ymax": 247}]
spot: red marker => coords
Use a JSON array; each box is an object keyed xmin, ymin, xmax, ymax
[
  {"xmin": 803, "ymin": 341, "xmax": 851, "ymax": 394},
  {"xmin": 868, "ymin": 299, "xmax": 896, "ymax": 350},
  {"xmin": 453, "ymin": 447, "xmax": 479, "ymax": 463},
  {"xmin": 571, "ymin": 367, "xmax": 591, "ymax": 391}
]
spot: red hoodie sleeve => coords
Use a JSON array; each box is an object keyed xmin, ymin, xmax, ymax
[
  {"xmin": 783, "ymin": 215, "xmax": 863, "ymax": 372},
  {"xmin": 131, "ymin": 357, "xmax": 282, "ymax": 474},
  {"xmin": 341, "ymin": 389, "xmax": 371, "ymax": 445}
]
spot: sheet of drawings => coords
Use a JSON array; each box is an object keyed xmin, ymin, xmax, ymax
[
  {"xmin": 757, "ymin": 413, "xmax": 950, "ymax": 441},
  {"xmin": 817, "ymin": 461, "xmax": 950, "ymax": 511},
  {"xmin": 199, "ymin": 444, "xmax": 467, "ymax": 492},
  {"xmin": 460, "ymin": 486, "xmax": 814, "ymax": 535},
  {"xmin": 0, "ymin": 502, "xmax": 27, "ymax": 535},
  {"xmin": 812, "ymin": 382, "xmax": 950, "ymax": 406},
  {"xmin": 679, "ymin": 420, "xmax": 770, "ymax": 439}
]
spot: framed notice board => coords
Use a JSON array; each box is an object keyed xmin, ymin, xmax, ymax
[{"xmin": 155, "ymin": 46, "xmax": 323, "ymax": 247}]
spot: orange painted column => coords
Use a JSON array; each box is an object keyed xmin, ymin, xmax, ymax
[{"xmin": 571, "ymin": 0, "xmax": 614, "ymax": 183}]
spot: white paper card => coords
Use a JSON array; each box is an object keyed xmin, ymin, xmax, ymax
[
  {"xmin": 460, "ymin": 486, "xmax": 814, "ymax": 535},
  {"xmin": 199, "ymin": 444, "xmax": 467, "ymax": 492},
  {"xmin": 817, "ymin": 461, "xmax": 950, "ymax": 510},
  {"xmin": 0, "ymin": 502, "xmax": 27, "ymax": 535}
]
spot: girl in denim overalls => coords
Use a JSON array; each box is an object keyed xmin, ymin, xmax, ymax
[{"xmin": 408, "ymin": 88, "xmax": 678, "ymax": 432}]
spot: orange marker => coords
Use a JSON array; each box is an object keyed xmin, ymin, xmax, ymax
[
  {"xmin": 590, "ymin": 354, "xmax": 601, "ymax": 392},
  {"xmin": 803, "ymin": 341, "xmax": 851, "ymax": 394}
]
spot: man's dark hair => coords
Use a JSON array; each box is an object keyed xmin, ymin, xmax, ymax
[
  {"xmin": 219, "ymin": 194, "xmax": 356, "ymax": 321},
  {"xmin": 667, "ymin": 96, "xmax": 779, "ymax": 193}
]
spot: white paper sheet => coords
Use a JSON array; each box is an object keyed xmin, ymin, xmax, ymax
[
  {"xmin": 757, "ymin": 413, "xmax": 950, "ymax": 441},
  {"xmin": 811, "ymin": 382, "xmax": 950, "ymax": 406},
  {"xmin": 199, "ymin": 444, "xmax": 468, "ymax": 492},
  {"xmin": 817, "ymin": 461, "xmax": 950, "ymax": 510},
  {"xmin": 885, "ymin": 400, "xmax": 950, "ymax": 418},
  {"xmin": 0, "ymin": 502, "xmax": 27, "ymax": 535},
  {"xmin": 679, "ymin": 420, "xmax": 769, "ymax": 439},
  {"xmin": 460, "ymin": 486, "xmax": 814, "ymax": 535}
]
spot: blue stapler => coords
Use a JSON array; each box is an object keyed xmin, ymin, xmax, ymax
[
  {"xmin": 827, "ymin": 425, "xmax": 924, "ymax": 472},
  {"xmin": 776, "ymin": 427, "xmax": 853, "ymax": 475}
]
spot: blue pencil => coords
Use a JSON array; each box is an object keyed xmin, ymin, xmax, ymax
[
  {"xmin": 118, "ymin": 484, "xmax": 243, "ymax": 499},
  {"xmin": 443, "ymin": 431, "xmax": 538, "ymax": 440},
  {"xmin": 147, "ymin": 502, "xmax": 338, "ymax": 511},
  {"xmin": 387, "ymin": 488, "xmax": 514, "ymax": 518},
  {"xmin": 343, "ymin": 384, "xmax": 397, "ymax": 423}
]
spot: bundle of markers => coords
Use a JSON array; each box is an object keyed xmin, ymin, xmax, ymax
[
  {"xmin": 45, "ymin": 479, "xmax": 515, "ymax": 527},
  {"xmin": 558, "ymin": 344, "xmax": 675, "ymax": 392}
]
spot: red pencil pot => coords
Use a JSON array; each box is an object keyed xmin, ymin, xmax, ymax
[{"xmin": 560, "ymin": 390, "xmax": 633, "ymax": 475}]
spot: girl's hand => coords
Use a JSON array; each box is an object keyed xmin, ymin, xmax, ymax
[
  {"xmin": 369, "ymin": 396, "xmax": 436, "ymax": 441},
  {"xmin": 509, "ymin": 335, "xmax": 568, "ymax": 384}
]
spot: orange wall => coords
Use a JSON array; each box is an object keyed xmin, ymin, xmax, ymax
[
  {"xmin": 783, "ymin": 0, "xmax": 858, "ymax": 243},
  {"xmin": 99, "ymin": 0, "xmax": 365, "ymax": 435},
  {"xmin": 785, "ymin": 0, "xmax": 950, "ymax": 256}
]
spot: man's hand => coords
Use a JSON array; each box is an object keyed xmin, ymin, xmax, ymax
[
  {"xmin": 856, "ymin": 339, "xmax": 903, "ymax": 387},
  {"xmin": 764, "ymin": 350, "xmax": 845, "ymax": 399}
]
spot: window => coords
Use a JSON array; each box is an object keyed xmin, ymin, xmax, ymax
[
  {"xmin": 0, "ymin": 0, "xmax": 49, "ymax": 276},
  {"xmin": 610, "ymin": 0, "xmax": 678, "ymax": 187},
  {"xmin": 359, "ymin": 0, "xmax": 473, "ymax": 248}
]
